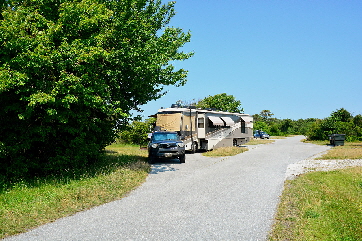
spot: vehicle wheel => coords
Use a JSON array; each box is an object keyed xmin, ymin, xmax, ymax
[
  {"xmin": 190, "ymin": 142, "xmax": 198, "ymax": 154},
  {"xmin": 179, "ymin": 154, "xmax": 185, "ymax": 163},
  {"xmin": 148, "ymin": 156, "xmax": 156, "ymax": 164}
]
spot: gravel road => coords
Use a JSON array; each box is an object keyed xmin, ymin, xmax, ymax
[{"xmin": 7, "ymin": 136, "xmax": 336, "ymax": 241}]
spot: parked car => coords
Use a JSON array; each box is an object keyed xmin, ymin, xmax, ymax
[
  {"xmin": 254, "ymin": 130, "xmax": 270, "ymax": 139},
  {"xmin": 148, "ymin": 131, "xmax": 186, "ymax": 164}
]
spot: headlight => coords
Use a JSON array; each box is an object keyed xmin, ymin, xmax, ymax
[
  {"xmin": 177, "ymin": 142, "xmax": 184, "ymax": 148},
  {"xmin": 151, "ymin": 143, "xmax": 158, "ymax": 148}
]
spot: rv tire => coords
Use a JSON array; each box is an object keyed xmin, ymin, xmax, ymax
[
  {"xmin": 190, "ymin": 142, "xmax": 198, "ymax": 154},
  {"xmin": 148, "ymin": 156, "xmax": 157, "ymax": 164},
  {"xmin": 233, "ymin": 139, "xmax": 237, "ymax": 146}
]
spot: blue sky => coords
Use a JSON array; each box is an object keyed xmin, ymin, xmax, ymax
[{"xmin": 138, "ymin": 0, "xmax": 362, "ymax": 120}]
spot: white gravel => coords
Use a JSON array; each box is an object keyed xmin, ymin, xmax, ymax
[{"xmin": 285, "ymin": 149, "xmax": 362, "ymax": 180}]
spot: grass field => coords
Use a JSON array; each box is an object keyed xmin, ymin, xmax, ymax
[
  {"xmin": 269, "ymin": 166, "xmax": 362, "ymax": 240},
  {"xmin": 202, "ymin": 146, "xmax": 248, "ymax": 157},
  {"xmin": 269, "ymin": 141, "xmax": 362, "ymax": 240},
  {"xmin": 304, "ymin": 140, "xmax": 362, "ymax": 159},
  {"xmin": 317, "ymin": 142, "xmax": 362, "ymax": 160},
  {"xmin": 0, "ymin": 144, "xmax": 150, "ymax": 239},
  {"xmin": 247, "ymin": 138, "xmax": 275, "ymax": 145}
]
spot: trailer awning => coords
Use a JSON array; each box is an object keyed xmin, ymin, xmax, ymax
[
  {"xmin": 221, "ymin": 117, "xmax": 234, "ymax": 126},
  {"xmin": 241, "ymin": 116, "xmax": 253, "ymax": 128},
  {"xmin": 208, "ymin": 116, "xmax": 224, "ymax": 126}
]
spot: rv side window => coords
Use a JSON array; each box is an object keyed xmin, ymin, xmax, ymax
[
  {"xmin": 198, "ymin": 118, "xmax": 204, "ymax": 128},
  {"xmin": 241, "ymin": 120, "xmax": 246, "ymax": 133}
]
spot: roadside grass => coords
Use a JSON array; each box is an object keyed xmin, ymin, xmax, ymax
[
  {"xmin": 203, "ymin": 137, "xmax": 279, "ymax": 157},
  {"xmin": 269, "ymin": 166, "xmax": 362, "ymax": 241},
  {"xmin": 0, "ymin": 144, "xmax": 150, "ymax": 239},
  {"xmin": 270, "ymin": 140, "xmax": 362, "ymax": 240},
  {"xmin": 303, "ymin": 139, "xmax": 330, "ymax": 146},
  {"xmin": 247, "ymin": 138, "xmax": 275, "ymax": 145},
  {"xmin": 304, "ymin": 140, "xmax": 362, "ymax": 160},
  {"xmin": 270, "ymin": 136, "xmax": 287, "ymax": 139},
  {"xmin": 202, "ymin": 146, "xmax": 248, "ymax": 157},
  {"xmin": 317, "ymin": 142, "xmax": 362, "ymax": 160}
]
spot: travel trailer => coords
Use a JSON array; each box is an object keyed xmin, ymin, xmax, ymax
[{"xmin": 152, "ymin": 105, "xmax": 253, "ymax": 152}]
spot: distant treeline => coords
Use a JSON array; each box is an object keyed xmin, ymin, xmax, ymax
[
  {"xmin": 253, "ymin": 108, "xmax": 362, "ymax": 141},
  {"xmin": 119, "ymin": 108, "xmax": 362, "ymax": 146}
]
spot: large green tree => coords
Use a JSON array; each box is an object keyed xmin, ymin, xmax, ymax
[
  {"xmin": 196, "ymin": 93, "xmax": 243, "ymax": 113},
  {"xmin": 259, "ymin": 110, "xmax": 274, "ymax": 121},
  {"xmin": 0, "ymin": 0, "xmax": 192, "ymax": 177}
]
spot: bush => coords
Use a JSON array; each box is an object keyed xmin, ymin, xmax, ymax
[
  {"xmin": 306, "ymin": 108, "xmax": 362, "ymax": 141},
  {"xmin": 119, "ymin": 118, "xmax": 156, "ymax": 145}
]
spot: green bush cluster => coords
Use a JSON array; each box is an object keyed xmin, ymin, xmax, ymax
[
  {"xmin": 253, "ymin": 108, "xmax": 362, "ymax": 141},
  {"xmin": 253, "ymin": 116, "xmax": 317, "ymax": 137},
  {"xmin": 118, "ymin": 118, "xmax": 156, "ymax": 145},
  {"xmin": 306, "ymin": 108, "xmax": 362, "ymax": 141}
]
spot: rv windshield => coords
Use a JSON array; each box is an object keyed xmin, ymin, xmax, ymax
[{"xmin": 152, "ymin": 133, "xmax": 179, "ymax": 141}]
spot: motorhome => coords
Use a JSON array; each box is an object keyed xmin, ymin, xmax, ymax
[{"xmin": 152, "ymin": 105, "xmax": 253, "ymax": 152}]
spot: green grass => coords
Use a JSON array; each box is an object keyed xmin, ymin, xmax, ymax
[
  {"xmin": 317, "ymin": 143, "xmax": 362, "ymax": 160},
  {"xmin": 270, "ymin": 136, "xmax": 287, "ymax": 139},
  {"xmin": 304, "ymin": 141, "xmax": 362, "ymax": 160},
  {"xmin": 269, "ymin": 166, "xmax": 362, "ymax": 241},
  {"xmin": 202, "ymin": 146, "xmax": 248, "ymax": 157},
  {"xmin": 202, "ymin": 138, "xmax": 278, "ymax": 157},
  {"xmin": 0, "ymin": 144, "xmax": 150, "ymax": 239},
  {"xmin": 303, "ymin": 139, "xmax": 330, "ymax": 146},
  {"xmin": 270, "ymin": 140, "xmax": 362, "ymax": 240},
  {"xmin": 247, "ymin": 138, "xmax": 275, "ymax": 145}
]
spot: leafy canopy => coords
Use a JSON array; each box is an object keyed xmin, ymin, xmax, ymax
[
  {"xmin": 0, "ymin": 0, "xmax": 193, "ymax": 177},
  {"xmin": 196, "ymin": 93, "xmax": 243, "ymax": 113}
]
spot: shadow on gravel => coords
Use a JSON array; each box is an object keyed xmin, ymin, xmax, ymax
[{"xmin": 149, "ymin": 159, "xmax": 181, "ymax": 174}]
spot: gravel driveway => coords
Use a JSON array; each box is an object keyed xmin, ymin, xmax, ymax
[{"xmin": 7, "ymin": 136, "xmax": 332, "ymax": 241}]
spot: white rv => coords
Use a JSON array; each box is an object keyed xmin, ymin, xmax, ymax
[{"xmin": 153, "ymin": 105, "xmax": 253, "ymax": 152}]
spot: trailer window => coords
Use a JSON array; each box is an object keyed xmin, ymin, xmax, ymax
[
  {"xmin": 241, "ymin": 120, "xmax": 246, "ymax": 133},
  {"xmin": 198, "ymin": 118, "xmax": 204, "ymax": 128}
]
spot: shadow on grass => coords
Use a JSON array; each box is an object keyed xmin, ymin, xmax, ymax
[{"xmin": 0, "ymin": 151, "xmax": 149, "ymax": 194}]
